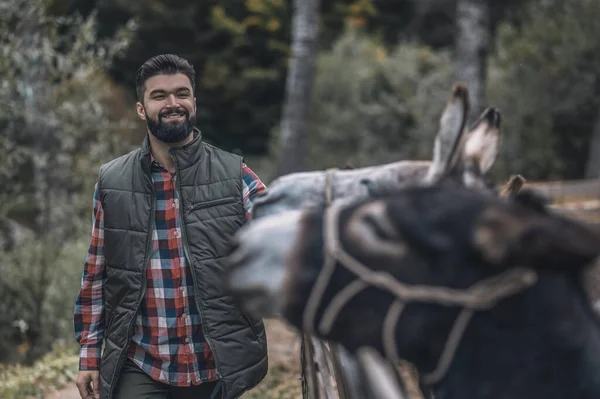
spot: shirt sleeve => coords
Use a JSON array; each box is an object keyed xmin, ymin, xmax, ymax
[
  {"xmin": 241, "ymin": 163, "xmax": 267, "ymax": 222},
  {"xmin": 73, "ymin": 182, "xmax": 106, "ymax": 370}
]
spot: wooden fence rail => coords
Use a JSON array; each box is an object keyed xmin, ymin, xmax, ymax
[{"xmin": 525, "ymin": 178, "xmax": 600, "ymax": 224}]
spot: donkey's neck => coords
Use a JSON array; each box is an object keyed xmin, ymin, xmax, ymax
[{"xmin": 430, "ymin": 273, "xmax": 600, "ymax": 399}]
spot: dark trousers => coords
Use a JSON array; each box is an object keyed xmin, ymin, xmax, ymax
[{"xmin": 113, "ymin": 360, "xmax": 222, "ymax": 399}]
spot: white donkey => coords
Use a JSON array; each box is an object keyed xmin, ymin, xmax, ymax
[{"xmin": 251, "ymin": 82, "xmax": 511, "ymax": 222}]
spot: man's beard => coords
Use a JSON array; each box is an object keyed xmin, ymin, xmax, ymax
[{"xmin": 145, "ymin": 107, "xmax": 196, "ymax": 143}]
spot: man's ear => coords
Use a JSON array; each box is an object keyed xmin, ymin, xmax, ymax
[
  {"xmin": 472, "ymin": 204, "xmax": 600, "ymax": 270},
  {"xmin": 136, "ymin": 102, "xmax": 146, "ymax": 120}
]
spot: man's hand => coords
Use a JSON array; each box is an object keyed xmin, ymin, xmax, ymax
[{"xmin": 76, "ymin": 370, "xmax": 100, "ymax": 399}]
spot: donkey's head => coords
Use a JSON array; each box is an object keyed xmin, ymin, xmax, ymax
[{"xmin": 226, "ymin": 183, "xmax": 600, "ymax": 386}]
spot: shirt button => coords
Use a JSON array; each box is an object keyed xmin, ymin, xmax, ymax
[
  {"xmin": 172, "ymin": 202, "xmax": 176, "ymax": 208},
  {"xmin": 179, "ymin": 286, "xmax": 185, "ymax": 292},
  {"xmin": 182, "ymin": 313, "xmax": 187, "ymax": 318},
  {"xmin": 174, "ymin": 230, "xmax": 179, "ymax": 237},
  {"xmin": 185, "ymin": 337, "xmax": 190, "ymax": 343}
]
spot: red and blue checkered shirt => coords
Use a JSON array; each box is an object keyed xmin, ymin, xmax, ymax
[{"xmin": 73, "ymin": 159, "xmax": 266, "ymax": 386}]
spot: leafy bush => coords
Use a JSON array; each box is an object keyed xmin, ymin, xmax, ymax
[
  {"xmin": 0, "ymin": 0, "xmax": 137, "ymax": 365},
  {"xmin": 487, "ymin": 0, "xmax": 600, "ymax": 179},
  {"xmin": 309, "ymin": 28, "xmax": 455, "ymax": 169},
  {"xmin": 264, "ymin": 2, "xmax": 600, "ymax": 182},
  {"xmin": 0, "ymin": 237, "xmax": 91, "ymax": 365},
  {"xmin": 0, "ymin": 343, "xmax": 79, "ymax": 398},
  {"xmin": 264, "ymin": 27, "xmax": 456, "ymax": 179}
]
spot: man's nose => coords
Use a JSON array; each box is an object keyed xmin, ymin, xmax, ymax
[{"xmin": 165, "ymin": 94, "xmax": 178, "ymax": 106}]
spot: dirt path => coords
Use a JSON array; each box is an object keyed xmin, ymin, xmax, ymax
[{"xmin": 45, "ymin": 318, "xmax": 301, "ymax": 399}]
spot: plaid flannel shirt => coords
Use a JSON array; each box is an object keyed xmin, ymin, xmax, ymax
[{"xmin": 73, "ymin": 160, "xmax": 266, "ymax": 386}]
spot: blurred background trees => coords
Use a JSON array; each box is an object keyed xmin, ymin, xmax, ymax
[
  {"xmin": 2, "ymin": 0, "xmax": 600, "ymax": 368},
  {"xmin": 0, "ymin": 0, "xmax": 135, "ymax": 365}
]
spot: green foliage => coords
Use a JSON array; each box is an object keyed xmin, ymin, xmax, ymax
[
  {"xmin": 245, "ymin": 364, "xmax": 301, "ymax": 399},
  {"xmin": 91, "ymin": 0, "xmax": 476, "ymax": 156},
  {"xmin": 0, "ymin": 343, "xmax": 79, "ymax": 398},
  {"xmin": 0, "ymin": 0, "xmax": 137, "ymax": 364},
  {"xmin": 204, "ymin": 0, "xmax": 291, "ymax": 153},
  {"xmin": 92, "ymin": 0, "xmax": 290, "ymax": 155},
  {"xmin": 265, "ymin": 28, "xmax": 455, "ymax": 174},
  {"xmin": 0, "ymin": 233, "xmax": 92, "ymax": 365},
  {"xmin": 261, "ymin": 0, "xmax": 600, "ymax": 181},
  {"xmin": 487, "ymin": 0, "xmax": 600, "ymax": 179},
  {"xmin": 61, "ymin": 0, "xmax": 529, "ymax": 158},
  {"xmin": 0, "ymin": 0, "xmax": 136, "ymax": 222}
]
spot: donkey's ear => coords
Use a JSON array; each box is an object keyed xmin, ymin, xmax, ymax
[
  {"xmin": 499, "ymin": 174, "xmax": 526, "ymax": 198},
  {"xmin": 424, "ymin": 82, "xmax": 470, "ymax": 184},
  {"xmin": 472, "ymin": 204, "xmax": 600, "ymax": 271},
  {"xmin": 462, "ymin": 107, "xmax": 502, "ymax": 175},
  {"xmin": 345, "ymin": 201, "xmax": 408, "ymax": 260}
]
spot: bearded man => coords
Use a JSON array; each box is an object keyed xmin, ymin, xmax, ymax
[{"xmin": 73, "ymin": 54, "xmax": 268, "ymax": 399}]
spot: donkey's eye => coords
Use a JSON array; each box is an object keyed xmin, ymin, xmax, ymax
[
  {"xmin": 345, "ymin": 203, "xmax": 407, "ymax": 260},
  {"xmin": 363, "ymin": 213, "xmax": 395, "ymax": 241}
]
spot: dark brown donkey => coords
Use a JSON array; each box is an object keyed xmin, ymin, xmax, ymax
[
  {"xmin": 235, "ymin": 82, "xmax": 523, "ymax": 399},
  {"xmin": 225, "ymin": 183, "xmax": 600, "ymax": 399}
]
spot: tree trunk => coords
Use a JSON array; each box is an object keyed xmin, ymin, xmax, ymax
[
  {"xmin": 455, "ymin": 0, "xmax": 490, "ymax": 124},
  {"xmin": 275, "ymin": 0, "xmax": 320, "ymax": 177}
]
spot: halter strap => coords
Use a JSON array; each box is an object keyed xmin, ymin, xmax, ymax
[
  {"xmin": 303, "ymin": 199, "xmax": 539, "ymax": 386},
  {"xmin": 303, "ymin": 167, "xmax": 339, "ymax": 333},
  {"xmin": 324, "ymin": 167, "xmax": 336, "ymax": 206}
]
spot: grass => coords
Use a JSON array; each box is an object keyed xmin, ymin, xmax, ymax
[
  {"xmin": 0, "ymin": 345, "xmax": 79, "ymax": 399},
  {"xmin": 246, "ymin": 364, "xmax": 302, "ymax": 399},
  {"xmin": 0, "ymin": 319, "xmax": 302, "ymax": 399},
  {"xmin": 246, "ymin": 318, "xmax": 303, "ymax": 398}
]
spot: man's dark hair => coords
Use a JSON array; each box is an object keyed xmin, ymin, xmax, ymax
[{"xmin": 135, "ymin": 54, "xmax": 196, "ymax": 102}]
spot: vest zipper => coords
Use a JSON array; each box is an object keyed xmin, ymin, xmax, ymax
[
  {"xmin": 109, "ymin": 186, "xmax": 155, "ymax": 399},
  {"xmin": 187, "ymin": 196, "xmax": 237, "ymax": 211},
  {"xmin": 171, "ymin": 154, "xmax": 225, "ymax": 387}
]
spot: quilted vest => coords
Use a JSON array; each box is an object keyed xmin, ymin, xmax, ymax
[{"xmin": 96, "ymin": 130, "xmax": 268, "ymax": 399}]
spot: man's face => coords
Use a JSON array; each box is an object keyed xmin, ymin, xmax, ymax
[{"xmin": 136, "ymin": 73, "xmax": 197, "ymax": 143}]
